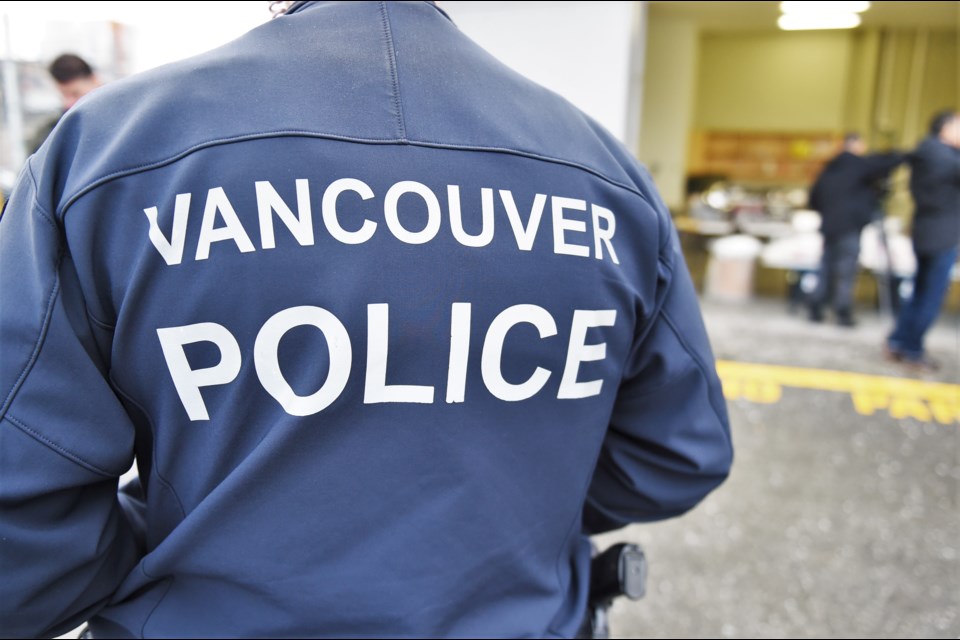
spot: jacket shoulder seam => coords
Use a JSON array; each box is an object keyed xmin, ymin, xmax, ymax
[
  {"xmin": 379, "ymin": 1, "xmax": 407, "ymax": 141},
  {"xmin": 87, "ymin": 310, "xmax": 116, "ymax": 332},
  {"xmin": 0, "ymin": 258, "xmax": 62, "ymax": 422},
  {"xmin": 58, "ymin": 132, "xmax": 654, "ymax": 219},
  {"xmin": 109, "ymin": 372, "xmax": 187, "ymax": 520},
  {"xmin": 3, "ymin": 413, "xmax": 118, "ymax": 477},
  {"xmin": 406, "ymin": 139, "xmax": 653, "ymax": 203},
  {"xmin": 660, "ymin": 307, "xmax": 730, "ymax": 435},
  {"xmin": 26, "ymin": 160, "xmax": 59, "ymax": 231},
  {"xmin": 140, "ymin": 574, "xmax": 175, "ymax": 638}
]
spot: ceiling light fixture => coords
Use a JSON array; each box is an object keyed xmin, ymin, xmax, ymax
[
  {"xmin": 780, "ymin": 1, "xmax": 871, "ymax": 14},
  {"xmin": 778, "ymin": 13, "xmax": 862, "ymax": 30}
]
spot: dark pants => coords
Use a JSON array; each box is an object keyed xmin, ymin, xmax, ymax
[
  {"xmin": 888, "ymin": 245, "xmax": 958, "ymax": 360},
  {"xmin": 810, "ymin": 233, "xmax": 861, "ymax": 315}
]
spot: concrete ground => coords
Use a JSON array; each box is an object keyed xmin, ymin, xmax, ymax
[{"xmin": 598, "ymin": 299, "xmax": 959, "ymax": 639}]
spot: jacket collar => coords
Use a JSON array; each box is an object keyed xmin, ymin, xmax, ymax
[{"xmin": 284, "ymin": 1, "xmax": 452, "ymax": 22}]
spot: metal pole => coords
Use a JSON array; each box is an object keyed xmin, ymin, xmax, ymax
[
  {"xmin": 2, "ymin": 12, "xmax": 26, "ymax": 169},
  {"xmin": 624, "ymin": 1, "xmax": 647, "ymax": 159}
]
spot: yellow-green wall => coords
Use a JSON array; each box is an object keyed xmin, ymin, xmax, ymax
[
  {"xmin": 695, "ymin": 31, "xmax": 853, "ymax": 131},
  {"xmin": 843, "ymin": 30, "xmax": 881, "ymax": 137},
  {"xmin": 692, "ymin": 28, "xmax": 958, "ymax": 144},
  {"xmin": 639, "ymin": 16, "xmax": 699, "ymax": 209},
  {"xmin": 921, "ymin": 31, "xmax": 959, "ymax": 131},
  {"xmin": 872, "ymin": 30, "xmax": 959, "ymax": 219},
  {"xmin": 873, "ymin": 30, "xmax": 959, "ymax": 147}
]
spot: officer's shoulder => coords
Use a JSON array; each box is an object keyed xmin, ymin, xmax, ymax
[{"xmin": 417, "ymin": 45, "xmax": 659, "ymax": 212}]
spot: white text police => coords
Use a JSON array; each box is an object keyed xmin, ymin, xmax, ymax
[{"xmin": 158, "ymin": 303, "xmax": 618, "ymax": 421}]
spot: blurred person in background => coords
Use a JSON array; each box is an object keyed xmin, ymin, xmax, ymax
[
  {"xmin": 27, "ymin": 53, "xmax": 102, "ymax": 153},
  {"xmin": 0, "ymin": 1, "xmax": 732, "ymax": 637},
  {"xmin": 886, "ymin": 110, "xmax": 960, "ymax": 370},
  {"xmin": 807, "ymin": 133, "xmax": 903, "ymax": 327}
]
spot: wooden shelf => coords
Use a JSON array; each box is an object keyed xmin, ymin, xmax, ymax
[{"xmin": 689, "ymin": 130, "xmax": 843, "ymax": 186}]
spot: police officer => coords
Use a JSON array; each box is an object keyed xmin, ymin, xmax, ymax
[{"xmin": 0, "ymin": 2, "xmax": 732, "ymax": 637}]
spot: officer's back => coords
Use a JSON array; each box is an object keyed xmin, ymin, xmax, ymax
[{"xmin": 0, "ymin": 2, "xmax": 732, "ymax": 637}]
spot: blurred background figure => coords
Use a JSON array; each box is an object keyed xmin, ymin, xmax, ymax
[
  {"xmin": 807, "ymin": 133, "xmax": 903, "ymax": 326},
  {"xmin": 886, "ymin": 110, "xmax": 960, "ymax": 370},
  {"xmin": 27, "ymin": 53, "xmax": 101, "ymax": 153},
  {"xmin": 50, "ymin": 53, "xmax": 101, "ymax": 110}
]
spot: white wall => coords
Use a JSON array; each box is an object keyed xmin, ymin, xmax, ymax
[
  {"xmin": 122, "ymin": 2, "xmax": 272, "ymax": 74},
  {"xmin": 0, "ymin": 2, "xmax": 272, "ymax": 74},
  {"xmin": 441, "ymin": 1, "xmax": 641, "ymax": 147}
]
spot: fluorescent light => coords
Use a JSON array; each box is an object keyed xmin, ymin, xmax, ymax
[
  {"xmin": 780, "ymin": 1, "xmax": 871, "ymax": 14},
  {"xmin": 778, "ymin": 13, "xmax": 862, "ymax": 30}
]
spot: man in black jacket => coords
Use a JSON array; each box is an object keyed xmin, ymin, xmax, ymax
[
  {"xmin": 887, "ymin": 111, "xmax": 960, "ymax": 369},
  {"xmin": 808, "ymin": 133, "xmax": 903, "ymax": 326}
]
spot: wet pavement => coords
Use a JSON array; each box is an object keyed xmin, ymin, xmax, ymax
[{"xmin": 598, "ymin": 299, "xmax": 959, "ymax": 638}]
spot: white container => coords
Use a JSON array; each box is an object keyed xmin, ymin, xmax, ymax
[{"xmin": 704, "ymin": 234, "xmax": 763, "ymax": 302}]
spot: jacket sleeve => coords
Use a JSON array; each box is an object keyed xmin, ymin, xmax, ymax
[
  {"xmin": 808, "ymin": 174, "xmax": 823, "ymax": 213},
  {"xmin": 583, "ymin": 230, "xmax": 733, "ymax": 535},
  {"xmin": 861, "ymin": 151, "xmax": 904, "ymax": 181},
  {"xmin": 0, "ymin": 160, "xmax": 142, "ymax": 638},
  {"xmin": 942, "ymin": 145, "xmax": 960, "ymax": 185}
]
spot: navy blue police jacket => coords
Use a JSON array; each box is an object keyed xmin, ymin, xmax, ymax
[{"xmin": 0, "ymin": 2, "xmax": 732, "ymax": 637}]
